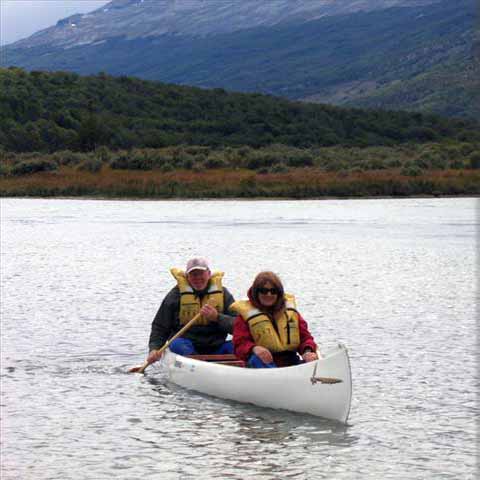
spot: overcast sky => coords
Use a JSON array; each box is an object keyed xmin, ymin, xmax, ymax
[{"xmin": 1, "ymin": 0, "xmax": 109, "ymax": 46}]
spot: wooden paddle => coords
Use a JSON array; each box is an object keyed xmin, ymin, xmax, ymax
[{"xmin": 129, "ymin": 309, "xmax": 204, "ymax": 374}]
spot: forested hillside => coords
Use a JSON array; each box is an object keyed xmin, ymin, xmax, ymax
[
  {"xmin": 1, "ymin": 69, "xmax": 479, "ymax": 199},
  {"xmin": 1, "ymin": 68, "xmax": 478, "ymax": 154}
]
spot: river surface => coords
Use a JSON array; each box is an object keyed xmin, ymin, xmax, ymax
[{"xmin": 1, "ymin": 197, "xmax": 478, "ymax": 479}]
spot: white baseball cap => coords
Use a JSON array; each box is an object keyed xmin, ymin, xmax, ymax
[{"xmin": 186, "ymin": 258, "xmax": 210, "ymax": 274}]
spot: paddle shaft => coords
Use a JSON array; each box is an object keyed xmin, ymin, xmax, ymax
[{"xmin": 136, "ymin": 310, "xmax": 204, "ymax": 374}]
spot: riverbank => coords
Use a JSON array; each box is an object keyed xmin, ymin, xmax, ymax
[{"xmin": 1, "ymin": 166, "xmax": 479, "ymax": 199}]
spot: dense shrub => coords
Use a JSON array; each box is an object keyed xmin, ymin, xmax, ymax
[
  {"xmin": 180, "ymin": 156, "xmax": 194, "ymax": 169},
  {"xmin": 238, "ymin": 146, "xmax": 252, "ymax": 157},
  {"xmin": 110, "ymin": 152, "xmax": 153, "ymax": 170},
  {"xmin": 205, "ymin": 156, "xmax": 228, "ymax": 169},
  {"xmin": 450, "ymin": 159, "xmax": 465, "ymax": 169},
  {"xmin": 270, "ymin": 163, "xmax": 289, "ymax": 173},
  {"xmin": 77, "ymin": 158, "xmax": 103, "ymax": 173},
  {"xmin": 287, "ymin": 153, "xmax": 314, "ymax": 168},
  {"xmin": 386, "ymin": 158, "xmax": 402, "ymax": 168},
  {"xmin": 401, "ymin": 163, "xmax": 423, "ymax": 177},
  {"xmin": 0, "ymin": 163, "xmax": 10, "ymax": 176},
  {"xmin": 161, "ymin": 162, "xmax": 174, "ymax": 172},
  {"xmin": 185, "ymin": 146, "xmax": 211, "ymax": 155},
  {"xmin": 53, "ymin": 150, "xmax": 86, "ymax": 166},
  {"xmin": 11, "ymin": 159, "xmax": 58, "ymax": 176},
  {"xmin": 363, "ymin": 158, "xmax": 388, "ymax": 170},
  {"xmin": 469, "ymin": 152, "xmax": 480, "ymax": 169},
  {"xmin": 95, "ymin": 146, "xmax": 112, "ymax": 163},
  {"xmin": 246, "ymin": 153, "xmax": 277, "ymax": 170},
  {"xmin": 193, "ymin": 162, "xmax": 205, "ymax": 173}
]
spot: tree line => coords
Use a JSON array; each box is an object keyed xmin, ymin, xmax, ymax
[{"xmin": 1, "ymin": 68, "xmax": 478, "ymax": 155}]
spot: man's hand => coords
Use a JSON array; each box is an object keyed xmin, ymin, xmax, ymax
[
  {"xmin": 200, "ymin": 303, "xmax": 219, "ymax": 322},
  {"xmin": 147, "ymin": 349, "xmax": 163, "ymax": 364},
  {"xmin": 252, "ymin": 345, "xmax": 273, "ymax": 364}
]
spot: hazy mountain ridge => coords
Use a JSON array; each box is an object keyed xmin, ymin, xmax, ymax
[
  {"xmin": 2, "ymin": 0, "xmax": 476, "ymax": 119},
  {"xmin": 9, "ymin": 0, "xmax": 440, "ymax": 49}
]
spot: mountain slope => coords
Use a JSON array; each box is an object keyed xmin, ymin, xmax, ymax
[
  {"xmin": 2, "ymin": 0, "xmax": 477, "ymax": 119},
  {"xmin": 6, "ymin": 0, "xmax": 440, "ymax": 47}
]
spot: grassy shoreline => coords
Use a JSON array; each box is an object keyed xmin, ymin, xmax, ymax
[
  {"xmin": 2, "ymin": 142, "xmax": 479, "ymax": 199},
  {"xmin": 1, "ymin": 166, "xmax": 479, "ymax": 199},
  {"xmin": 2, "ymin": 194, "xmax": 478, "ymax": 202}
]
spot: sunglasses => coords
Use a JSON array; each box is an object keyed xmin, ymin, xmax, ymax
[{"xmin": 257, "ymin": 287, "xmax": 279, "ymax": 295}]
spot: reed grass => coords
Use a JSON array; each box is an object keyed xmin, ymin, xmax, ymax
[{"xmin": 1, "ymin": 165, "xmax": 478, "ymax": 198}]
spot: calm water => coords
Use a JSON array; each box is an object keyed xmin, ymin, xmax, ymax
[{"xmin": 1, "ymin": 197, "xmax": 478, "ymax": 480}]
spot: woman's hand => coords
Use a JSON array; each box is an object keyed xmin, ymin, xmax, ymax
[
  {"xmin": 252, "ymin": 346, "xmax": 273, "ymax": 364},
  {"xmin": 302, "ymin": 350, "xmax": 318, "ymax": 363}
]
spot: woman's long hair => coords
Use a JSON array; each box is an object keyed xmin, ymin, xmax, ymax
[{"xmin": 247, "ymin": 271, "xmax": 285, "ymax": 315}]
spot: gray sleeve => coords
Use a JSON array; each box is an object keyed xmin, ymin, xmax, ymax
[
  {"xmin": 148, "ymin": 288, "xmax": 179, "ymax": 352},
  {"xmin": 217, "ymin": 287, "xmax": 236, "ymax": 334}
]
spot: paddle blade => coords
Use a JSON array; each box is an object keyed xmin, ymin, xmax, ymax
[
  {"xmin": 128, "ymin": 364, "xmax": 147, "ymax": 374},
  {"xmin": 310, "ymin": 376, "xmax": 343, "ymax": 385}
]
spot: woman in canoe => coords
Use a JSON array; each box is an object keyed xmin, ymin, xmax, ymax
[{"xmin": 232, "ymin": 271, "xmax": 319, "ymax": 368}]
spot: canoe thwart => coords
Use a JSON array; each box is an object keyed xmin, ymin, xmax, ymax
[
  {"xmin": 187, "ymin": 354, "xmax": 245, "ymax": 367},
  {"xmin": 187, "ymin": 354, "xmax": 239, "ymax": 361}
]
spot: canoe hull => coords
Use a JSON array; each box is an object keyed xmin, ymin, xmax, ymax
[{"xmin": 159, "ymin": 343, "xmax": 352, "ymax": 423}]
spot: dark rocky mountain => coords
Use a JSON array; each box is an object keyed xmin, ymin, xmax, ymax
[{"xmin": 2, "ymin": 0, "xmax": 478, "ymax": 119}]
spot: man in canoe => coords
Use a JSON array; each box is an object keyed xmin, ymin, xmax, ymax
[
  {"xmin": 146, "ymin": 258, "xmax": 236, "ymax": 366},
  {"xmin": 232, "ymin": 271, "xmax": 318, "ymax": 368}
]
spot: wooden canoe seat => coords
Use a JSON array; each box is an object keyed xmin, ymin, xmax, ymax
[{"xmin": 187, "ymin": 354, "xmax": 246, "ymax": 367}]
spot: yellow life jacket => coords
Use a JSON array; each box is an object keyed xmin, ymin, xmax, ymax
[
  {"xmin": 170, "ymin": 268, "xmax": 225, "ymax": 326},
  {"xmin": 231, "ymin": 294, "xmax": 301, "ymax": 352}
]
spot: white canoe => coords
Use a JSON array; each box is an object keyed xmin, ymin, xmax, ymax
[{"xmin": 159, "ymin": 343, "xmax": 352, "ymax": 423}]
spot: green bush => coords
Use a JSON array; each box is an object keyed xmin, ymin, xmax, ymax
[
  {"xmin": 0, "ymin": 163, "xmax": 10, "ymax": 176},
  {"xmin": 416, "ymin": 153, "xmax": 434, "ymax": 169},
  {"xmin": 185, "ymin": 146, "xmax": 211, "ymax": 155},
  {"xmin": 270, "ymin": 163, "xmax": 289, "ymax": 173},
  {"xmin": 11, "ymin": 159, "xmax": 58, "ymax": 176},
  {"xmin": 53, "ymin": 150, "xmax": 86, "ymax": 166},
  {"xmin": 238, "ymin": 146, "xmax": 252, "ymax": 157},
  {"xmin": 194, "ymin": 153, "xmax": 208, "ymax": 164},
  {"xmin": 287, "ymin": 153, "xmax": 314, "ymax": 168},
  {"xmin": 324, "ymin": 160, "xmax": 348, "ymax": 172},
  {"xmin": 401, "ymin": 163, "xmax": 423, "ymax": 177},
  {"xmin": 364, "ymin": 158, "xmax": 388, "ymax": 170},
  {"xmin": 205, "ymin": 156, "xmax": 228, "ymax": 169},
  {"xmin": 193, "ymin": 162, "xmax": 205, "ymax": 173},
  {"xmin": 161, "ymin": 162, "xmax": 174, "ymax": 172},
  {"xmin": 110, "ymin": 153, "xmax": 153, "ymax": 170},
  {"xmin": 95, "ymin": 146, "xmax": 112, "ymax": 163},
  {"xmin": 469, "ymin": 152, "xmax": 480, "ymax": 169},
  {"xmin": 450, "ymin": 159, "xmax": 465, "ymax": 169},
  {"xmin": 77, "ymin": 158, "xmax": 103, "ymax": 173},
  {"xmin": 246, "ymin": 153, "xmax": 277, "ymax": 170},
  {"xmin": 180, "ymin": 156, "xmax": 194, "ymax": 169},
  {"xmin": 150, "ymin": 152, "xmax": 172, "ymax": 168},
  {"xmin": 386, "ymin": 158, "xmax": 402, "ymax": 168}
]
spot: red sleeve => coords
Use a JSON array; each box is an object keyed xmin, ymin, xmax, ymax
[
  {"xmin": 233, "ymin": 315, "xmax": 256, "ymax": 361},
  {"xmin": 297, "ymin": 312, "xmax": 317, "ymax": 354}
]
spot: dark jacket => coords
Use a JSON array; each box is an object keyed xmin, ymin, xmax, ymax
[{"xmin": 148, "ymin": 286, "xmax": 235, "ymax": 353}]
